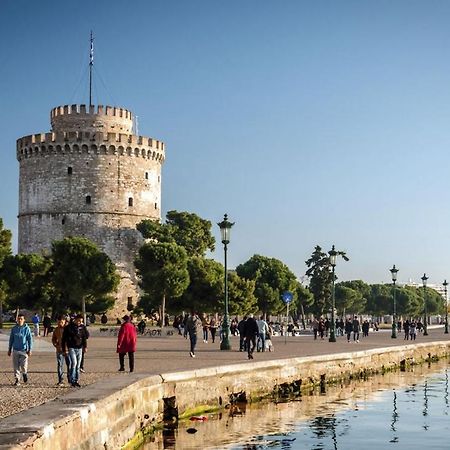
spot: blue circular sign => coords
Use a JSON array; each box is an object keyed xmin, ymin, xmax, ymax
[{"xmin": 282, "ymin": 291, "xmax": 293, "ymax": 304}]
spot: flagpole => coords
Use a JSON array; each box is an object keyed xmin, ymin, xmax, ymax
[{"xmin": 89, "ymin": 31, "xmax": 94, "ymax": 107}]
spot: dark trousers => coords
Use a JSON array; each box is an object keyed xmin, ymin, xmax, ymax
[
  {"xmin": 119, "ymin": 352, "xmax": 135, "ymax": 372},
  {"xmin": 246, "ymin": 336, "xmax": 256, "ymax": 357},
  {"xmin": 189, "ymin": 334, "xmax": 197, "ymax": 354},
  {"xmin": 210, "ymin": 328, "xmax": 217, "ymax": 343}
]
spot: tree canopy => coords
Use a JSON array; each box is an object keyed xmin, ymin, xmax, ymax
[
  {"xmin": 236, "ymin": 254, "xmax": 297, "ymax": 315},
  {"xmin": 51, "ymin": 237, "xmax": 120, "ymax": 318}
]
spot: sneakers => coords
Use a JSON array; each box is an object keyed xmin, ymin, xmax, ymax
[
  {"xmin": 57, "ymin": 381, "xmax": 64, "ymax": 386},
  {"xmin": 118, "ymin": 368, "xmax": 125, "ymax": 372},
  {"xmin": 71, "ymin": 382, "xmax": 81, "ymax": 387},
  {"xmin": 189, "ymin": 351, "xmax": 195, "ymax": 358},
  {"xmin": 14, "ymin": 379, "xmax": 20, "ymax": 386},
  {"xmin": 22, "ymin": 373, "xmax": 28, "ymax": 383},
  {"xmin": 80, "ymin": 368, "xmax": 85, "ymax": 373}
]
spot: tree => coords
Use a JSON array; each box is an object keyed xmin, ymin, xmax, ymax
[
  {"xmin": 176, "ymin": 256, "xmax": 223, "ymax": 313},
  {"xmin": 236, "ymin": 254, "xmax": 297, "ymax": 315},
  {"xmin": 52, "ymin": 237, "xmax": 120, "ymax": 319},
  {"xmin": 0, "ymin": 219, "xmax": 12, "ymax": 328},
  {"xmin": 334, "ymin": 285, "xmax": 362, "ymax": 315},
  {"xmin": 225, "ymin": 272, "xmax": 258, "ymax": 317},
  {"xmin": 366, "ymin": 284, "xmax": 392, "ymax": 316},
  {"xmin": 305, "ymin": 245, "xmax": 349, "ymax": 316},
  {"xmin": 293, "ymin": 282, "xmax": 314, "ymax": 329},
  {"xmin": 1, "ymin": 253, "xmax": 52, "ymax": 313},
  {"xmin": 135, "ymin": 241, "xmax": 189, "ymax": 323},
  {"xmin": 137, "ymin": 210, "xmax": 215, "ymax": 257}
]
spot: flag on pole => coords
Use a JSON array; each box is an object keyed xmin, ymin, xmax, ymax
[{"xmin": 90, "ymin": 32, "xmax": 94, "ymax": 65}]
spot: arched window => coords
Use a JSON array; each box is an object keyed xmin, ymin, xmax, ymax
[
  {"xmin": 128, "ymin": 197, "xmax": 133, "ymax": 207},
  {"xmin": 68, "ymin": 167, "xmax": 73, "ymax": 175},
  {"xmin": 145, "ymin": 172, "xmax": 149, "ymax": 179},
  {"xmin": 86, "ymin": 195, "xmax": 91, "ymax": 205}
]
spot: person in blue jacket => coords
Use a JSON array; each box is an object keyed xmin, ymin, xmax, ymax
[{"xmin": 8, "ymin": 313, "xmax": 33, "ymax": 386}]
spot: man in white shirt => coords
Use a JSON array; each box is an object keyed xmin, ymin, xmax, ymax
[{"xmin": 257, "ymin": 316, "xmax": 269, "ymax": 352}]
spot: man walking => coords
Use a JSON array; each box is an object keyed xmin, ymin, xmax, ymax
[
  {"xmin": 117, "ymin": 315, "xmax": 137, "ymax": 372},
  {"xmin": 62, "ymin": 315, "xmax": 89, "ymax": 387},
  {"xmin": 243, "ymin": 314, "xmax": 259, "ymax": 359},
  {"xmin": 186, "ymin": 310, "xmax": 201, "ymax": 357},
  {"xmin": 8, "ymin": 313, "xmax": 33, "ymax": 386},
  {"xmin": 52, "ymin": 315, "xmax": 70, "ymax": 385},
  {"xmin": 257, "ymin": 315, "xmax": 269, "ymax": 352}
]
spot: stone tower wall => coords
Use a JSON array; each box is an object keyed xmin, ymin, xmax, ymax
[{"xmin": 17, "ymin": 105, "xmax": 165, "ymax": 317}]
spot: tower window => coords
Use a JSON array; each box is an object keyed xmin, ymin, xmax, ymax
[
  {"xmin": 68, "ymin": 167, "xmax": 73, "ymax": 175},
  {"xmin": 145, "ymin": 172, "xmax": 149, "ymax": 179},
  {"xmin": 86, "ymin": 195, "xmax": 91, "ymax": 205},
  {"xmin": 158, "ymin": 175, "xmax": 160, "ymax": 183},
  {"xmin": 154, "ymin": 202, "xmax": 157, "ymax": 209},
  {"xmin": 128, "ymin": 197, "xmax": 133, "ymax": 207}
]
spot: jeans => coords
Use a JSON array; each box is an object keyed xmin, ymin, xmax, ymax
[
  {"xmin": 258, "ymin": 332, "xmax": 266, "ymax": 352},
  {"xmin": 203, "ymin": 328, "xmax": 208, "ymax": 341},
  {"xmin": 246, "ymin": 336, "xmax": 256, "ymax": 357},
  {"xmin": 56, "ymin": 352, "xmax": 70, "ymax": 383},
  {"xmin": 189, "ymin": 334, "xmax": 197, "ymax": 354},
  {"xmin": 68, "ymin": 347, "xmax": 83, "ymax": 383}
]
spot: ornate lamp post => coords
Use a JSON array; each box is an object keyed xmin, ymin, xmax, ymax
[
  {"xmin": 421, "ymin": 273, "xmax": 429, "ymax": 336},
  {"xmin": 390, "ymin": 265, "xmax": 398, "ymax": 339},
  {"xmin": 328, "ymin": 245, "xmax": 337, "ymax": 343},
  {"xmin": 218, "ymin": 214, "xmax": 234, "ymax": 351},
  {"xmin": 443, "ymin": 280, "xmax": 448, "ymax": 334}
]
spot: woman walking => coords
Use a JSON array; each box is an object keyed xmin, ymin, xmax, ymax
[{"xmin": 117, "ymin": 315, "xmax": 137, "ymax": 372}]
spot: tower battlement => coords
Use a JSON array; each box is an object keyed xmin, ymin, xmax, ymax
[{"xmin": 51, "ymin": 104, "xmax": 135, "ymax": 133}]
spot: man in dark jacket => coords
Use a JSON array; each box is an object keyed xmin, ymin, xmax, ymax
[
  {"xmin": 237, "ymin": 316, "xmax": 247, "ymax": 351},
  {"xmin": 243, "ymin": 314, "xmax": 259, "ymax": 359},
  {"xmin": 62, "ymin": 315, "xmax": 89, "ymax": 387}
]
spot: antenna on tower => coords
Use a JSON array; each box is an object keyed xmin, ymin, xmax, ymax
[{"xmin": 89, "ymin": 31, "xmax": 94, "ymax": 107}]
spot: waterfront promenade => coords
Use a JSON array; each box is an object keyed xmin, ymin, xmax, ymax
[{"xmin": 1, "ymin": 326, "xmax": 449, "ymax": 420}]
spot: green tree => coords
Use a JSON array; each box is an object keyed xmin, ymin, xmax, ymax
[
  {"xmin": 225, "ymin": 272, "xmax": 258, "ymax": 317},
  {"xmin": 0, "ymin": 219, "xmax": 12, "ymax": 328},
  {"xmin": 335, "ymin": 285, "xmax": 363, "ymax": 315},
  {"xmin": 1, "ymin": 253, "xmax": 52, "ymax": 313},
  {"xmin": 293, "ymin": 282, "xmax": 314, "ymax": 328},
  {"xmin": 176, "ymin": 256, "xmax": 223, "ymax": 313},
  {"xmin": 137, "ymin": 210, "xmax": 215, "ymax": 257},
  {"xmin": 52, "ymin": 237, "xmax": 120, "ymax": 319},
  {"xmin": 305, "ymin": 245, "xmax": 349, "ymax": 316},
  {"xmin": 366, "ymin": 284, "xmax": 392, "ymax": 316},
  {"xmin": 236, "ymin": 254, "xmax": 297, "ymax": 315},
  {"xmin": 135, "ymin": 241, "xmax": 189, "ymax": 323}
]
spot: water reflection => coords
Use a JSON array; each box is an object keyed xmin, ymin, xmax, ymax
[{"xmin": 141, "ymin": 359, "xmax": 450, "ymax": 449}]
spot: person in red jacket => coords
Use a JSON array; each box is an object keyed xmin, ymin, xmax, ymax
[{"xmin": 117, "ymin": 315, "xmax": 137, "ymax": 372}]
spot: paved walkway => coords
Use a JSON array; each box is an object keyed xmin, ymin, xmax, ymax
[{"xmin": 0, "ymin": 326, "xmax": 449, "ymax": 419}]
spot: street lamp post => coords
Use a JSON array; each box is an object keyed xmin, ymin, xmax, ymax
[
  {"xmin": 390, "ymin": 265, "xmax": 398, "ymax": 339},
  {"xmin": 443, "ymin": 280, "xmax": 448, "ymax": 334},
  {"xmin": 422, "ymin": 273, "xmax": 429, "ymax": 336},
  {"xmin": 218, "ymin": 214, "xmax": 234, "ymax": 351},
  {"xmin": 329, "ymin": 245, "xmax": 337, "ymax": 343}
]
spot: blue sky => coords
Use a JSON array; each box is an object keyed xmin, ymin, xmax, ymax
[{"xmin": 1, "ymin": 0, "xmax": 450, "ymax": 285}]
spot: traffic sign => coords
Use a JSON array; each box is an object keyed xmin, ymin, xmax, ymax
[{"xmin": 282, "ymin": 291, "xmax": 293, "ymax": 304}]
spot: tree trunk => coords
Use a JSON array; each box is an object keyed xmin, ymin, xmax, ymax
[
  {"xmin": 0, "ymin": 298, "xmax": 3, "ymax": 329},
  {"xmin": 161, "ymin": 294, "xmax": 166, "ymax": 329},
  {"xmin": 300, "ymin": 303, "xmax": 306, "ymax": 330},
  {"xmin": 82, "ymin": 297, "xmax": 87, "ymax": 325}
]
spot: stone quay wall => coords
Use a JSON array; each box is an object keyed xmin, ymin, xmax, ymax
[
  {"xmin": 16, "ymin": 104, "xmax": 165, "ymax": 317},
  {"xmin": 1, "ymin": 341, "xmax": 449, "ymax": 450}
]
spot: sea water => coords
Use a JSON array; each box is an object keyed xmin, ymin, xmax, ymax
[{"xmin": 141, "ymin": 359, "xmax": 450, "ymax": 449}]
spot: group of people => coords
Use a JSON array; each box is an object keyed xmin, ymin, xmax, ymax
[
  {"xmin": 7, "ymin": 313, "xmax": 137, "ymax": 387},
  {"xmin": 311, "ymin": 316, "xmax": 374, "ymax": 343}
]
